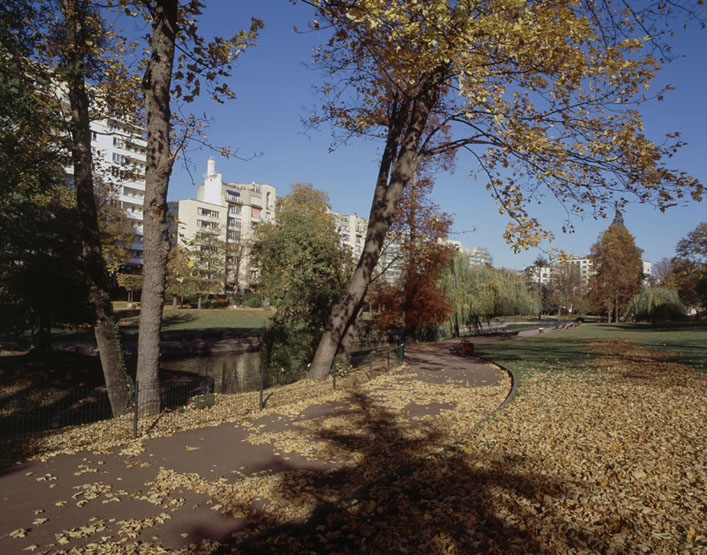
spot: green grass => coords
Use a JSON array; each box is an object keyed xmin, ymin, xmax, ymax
[
  {"xmin": 118, "ymin": 307, "xmax": 274, "ymax": 341},
  {"xmin": 475, "ymin": 321, "xmax": 707, "ymax": 390},
  {"xmin": 17, "ymin": 307, "xmax": 275, "ymax": 346}
]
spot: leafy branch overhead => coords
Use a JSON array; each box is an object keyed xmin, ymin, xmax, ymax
[{"xmin": 304, "ymin": 0, "xmax": 704, "ymax": 249}]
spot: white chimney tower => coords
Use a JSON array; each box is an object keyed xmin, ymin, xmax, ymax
[{"xmin": 201, "ymin": 157, "xmax": 222, "ymax": 204}]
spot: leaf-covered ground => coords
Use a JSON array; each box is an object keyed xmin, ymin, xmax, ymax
[
  {"xmin": 249, "ymin": 338, "xmax": 706, "ymax": 554},
  {"xmin": 1, "ymin": 327, "xmax": 705, "ymax": 554},
  {"xmin": 0, "ymin": 347, "xmax": 509, "ymax": 553}
]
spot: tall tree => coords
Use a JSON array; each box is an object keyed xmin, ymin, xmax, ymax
[
  {"xmin": 303, "ymin": 0, "xmax": 704, "ymax": 379},
  {"xmin": 252, "ymin": 184, "xmax": 353, "ymax": 371},
  {"xmin": 548, "ymin": 262, "xmax": 586, "ymax": 318},
  {"xmin": 135, "ymin": 1, "xmax": 262, "ymax": 414},
  {"xmin": 588, "ymin": 222, "xmax": 643, "ymax": 322},
  {"xmin": 57, "ymin": 0, "xmax": 132, "ymax": 415}
]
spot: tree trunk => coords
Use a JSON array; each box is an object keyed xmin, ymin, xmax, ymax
[
  {"xmin": 136, "ymin": 0, "xmax": 178, "ymax": 416},
  {"xmin": 615, "ymin": 294, "xmax": 619, "ymax": 323},
  {"xmin": 60, "ymin": 0, "xmax": 130, "ymax": 416},
  {"xmin": 309, "ymin": 66, "xmax": 448, "ymax": 380}
]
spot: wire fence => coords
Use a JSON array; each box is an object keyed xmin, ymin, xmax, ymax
[{"xmin": 0, "ymin": 344, "xmax": 405, "ymax": 441}]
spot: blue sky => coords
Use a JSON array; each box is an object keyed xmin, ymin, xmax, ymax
[{"xmin": 167, "ymin": 0, "xmax": 706, "ymax": 271}]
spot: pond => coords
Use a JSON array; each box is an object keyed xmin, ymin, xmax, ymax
[{"xmin": 160, "ymin": 350, "xmax": 262, "ymax": 394}]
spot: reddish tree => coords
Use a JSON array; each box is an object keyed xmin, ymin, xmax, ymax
[{"xmin": 371, "ymin": 174, "xmax": 455, "ymax": 339}]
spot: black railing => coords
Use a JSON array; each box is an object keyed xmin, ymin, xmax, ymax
[{"xmin": 1, "ymin": 344, "xmax": 405, "ymax": 441}]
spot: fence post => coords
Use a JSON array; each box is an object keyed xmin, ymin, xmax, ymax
[
  {"xmin": 132, "ymin": 381, "xmax": 139, "ymax": 439},
  {"xmin": 259, "ymin": 365, "xmax": 264, "ymax": 411},
  {"xmin": 398, "ymin": 342, "xmax": 404, "ymax": 364},
  {"xmin": 369, "ymin": 352, "xmax": 373, "ymax": 380}
]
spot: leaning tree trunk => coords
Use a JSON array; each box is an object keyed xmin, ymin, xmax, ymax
[
  {"xmin": 309, "ymin": 66, "xmax": 448, "ymax": 380},
  {"xmin": 136, "ymin": 0, "xmax": 178, "ymax": 416},
  {"xmin": 61, "ymin": 0, "xmax": 131, "ymax": 416}
]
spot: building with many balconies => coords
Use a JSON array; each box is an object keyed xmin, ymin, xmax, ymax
[{"xmin": 168, "ymin": 158, "xmax": 276, "ymax": 290}]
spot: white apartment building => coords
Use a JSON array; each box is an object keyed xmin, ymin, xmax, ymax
[
  {"xmin": 168, "ymin": 158, "xmax": 276, "ymax": 290},
  {"xmin": 332, "ymin": 212, "xmax": 368, "ymax": 259},
  {"xmin": 524, "ymin": 257, "xmax": 594, "ymax": 285},
  {"xmin": 57, "ymin": 83, "xmax": 148, "ymax": 267},
  {"xmin": 524, "ymin": 256, "xmax": 651, "ymax": 286},
  {"xmin": 463, "ymin": 247, "xmax": 492, "ymax": 266},
  {"xmin": 92, "ymin": 117, "xmax": 147, "ymax": 266}
]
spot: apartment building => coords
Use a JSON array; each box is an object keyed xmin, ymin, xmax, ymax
[
  {"xmin": 332, "ymin": 212, "xmax": 368, "ymax": 259},
  {"xmin": 57, "ymin": 82, "xmax": 148, "ymax": 267},
  {"xmin": 93, "ymin": 117, "xmax": 147, "ymax": 267},
  {"xmin": 168, "ymin": 158, "xmax": 277, "ymax": 290},
  {"xmin": 524, "ymin": 257, "xmax": 595, "ymax": 285},
  {"xmin": 463, "ymin": 247, "xmax": 492, "ymax": 267}
]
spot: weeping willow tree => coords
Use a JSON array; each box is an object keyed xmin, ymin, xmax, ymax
[
  {"xmin": 443, "ymin": 253, "xmax": 539, "ymax": 335},
  {"xmin": 628, "ymin": 287, "xmax": 684, "ymax": 323}
]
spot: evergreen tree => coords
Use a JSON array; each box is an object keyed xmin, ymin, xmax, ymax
[{"xmin": 588, "ymin": 222, "xmax": 643, "ymax": 322}]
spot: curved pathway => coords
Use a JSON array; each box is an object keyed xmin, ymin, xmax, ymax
[{"xmin": 0, "ymin": 344, "xmax": 511, "ymax": 553}]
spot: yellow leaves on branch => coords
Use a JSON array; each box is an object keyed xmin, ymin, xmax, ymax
[{"xmin": 310, "ymin": 0, "xmax": 702, "ymax": 252}]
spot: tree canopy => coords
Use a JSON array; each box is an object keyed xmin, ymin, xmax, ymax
[
  {"xmin": 253, "ymin": 184, "xmax": 354, "ymax": 371},
  {"xmin": 666, "ymin": 222, "xmax": 707, "ymax": 311},
  {"xmin": 588, "ymin": 222, "xmax": 643, "ymax": 322},
  {"xmin": 371, "ymin": 174, "xmax": 456, "ymax": 338},
  {"xmin": 305, "ymin": 0, "xmax": 704, "ymax": 377},
  {"xmin": 442, "ymin": 253, "xmax": 538, "ymax": 333}
]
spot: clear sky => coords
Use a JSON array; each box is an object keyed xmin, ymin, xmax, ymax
[{"xmin": 166, "ymin": 0, "xmax": 706, "ymax": 271}]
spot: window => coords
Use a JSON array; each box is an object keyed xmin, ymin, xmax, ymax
[
  {"xmin": 228, "ymin": 217, "xmax": 241, "ymax": 229},
  {"xmin": 228, "ymin": 205, "xmax": 241, "ymax": 215},
  {"xmin": 227, "ymin": 230, "xmax": 241, "ymax": 241},
  {"xmin": 197, "ymin": 219, "xmax": 218, "ymax": 230},
  {"xmin": 252, "ymin": 208, "xmax": 261, "ymax": 219},
  {"xmin": 197, "ymin": 207, "xmax": 219, "ymax": 218},
  {"xmin": 112, "ymin": 153, "xmax": 125, "ymax": 163},
  {"xmin": 226, "ymin": 189, "xmax": 241, "ymax": 203},
  {"xmin": 251, "ymin": 184, "xmax": 261, "ymax": 193}
]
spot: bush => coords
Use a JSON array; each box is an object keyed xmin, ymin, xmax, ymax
[
  {"xmin": 192, "ymin": 393, "xmax": 215, "ymax": 410},
  {"xmin": 261, "ymin": 324, "xmax": 315, "ymax": 385}
]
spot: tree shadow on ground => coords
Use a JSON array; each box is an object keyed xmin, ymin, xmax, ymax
[{"xmin": 179, "ymin": 383, "xmax": 609, "ymax": 553}]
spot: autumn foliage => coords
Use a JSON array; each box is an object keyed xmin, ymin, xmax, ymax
[{"xmin": 371, "ymin": 176, "xmax": 456, "ymax": 338}]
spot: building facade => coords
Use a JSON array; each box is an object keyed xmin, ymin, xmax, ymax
[
  {"xmin": 332, "ymin": 212, "xmax": 368, "ymax": 259},
  {"xmin": 92, "ymin": 117, "xmax": 147, "ymax": 267},
  {"xmin": 463, "ymin": 247, "xmax": 492, "ymax": 266},
  {"xmin": 168, "ymin": 158, "xmax": 276, "ymax": 290},
  {"xmin": 58, "ymin": 82, "xmax": 148, "ymax": 268}
]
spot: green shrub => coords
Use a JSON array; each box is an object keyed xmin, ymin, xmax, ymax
[
  {"xmin": 192, "ymin": 393, "xmax": 215, "ymax": 409},
  {"xmin": 261, "ymin": 324, "xmax": 314, "ymax": 385}
]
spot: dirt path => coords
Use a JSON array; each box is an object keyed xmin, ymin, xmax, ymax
[{"xmin": 0, "ymin": 345, "xmax": 511, "ymax": 553}]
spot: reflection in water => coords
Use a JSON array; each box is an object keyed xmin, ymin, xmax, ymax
[{"xmin": 161, "ymin": 351, "xmax": 262, "ymax": 394}]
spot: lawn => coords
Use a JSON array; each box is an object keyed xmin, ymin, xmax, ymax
[
  {"xmin": 116, "ymin": 306, "xmax": 274, "ymax": 341},
  {"xmin": 474, "ymin": 321, "xmax": 707, "ymax": 388},
  {"xmin": 30, "ymin": 306, "xmax": 275, "ymax": 345}
]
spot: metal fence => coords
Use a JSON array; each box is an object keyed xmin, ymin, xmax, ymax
[{"xmin": 0, "ymin": 344, "xmax": 405, "ymax": 441}]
